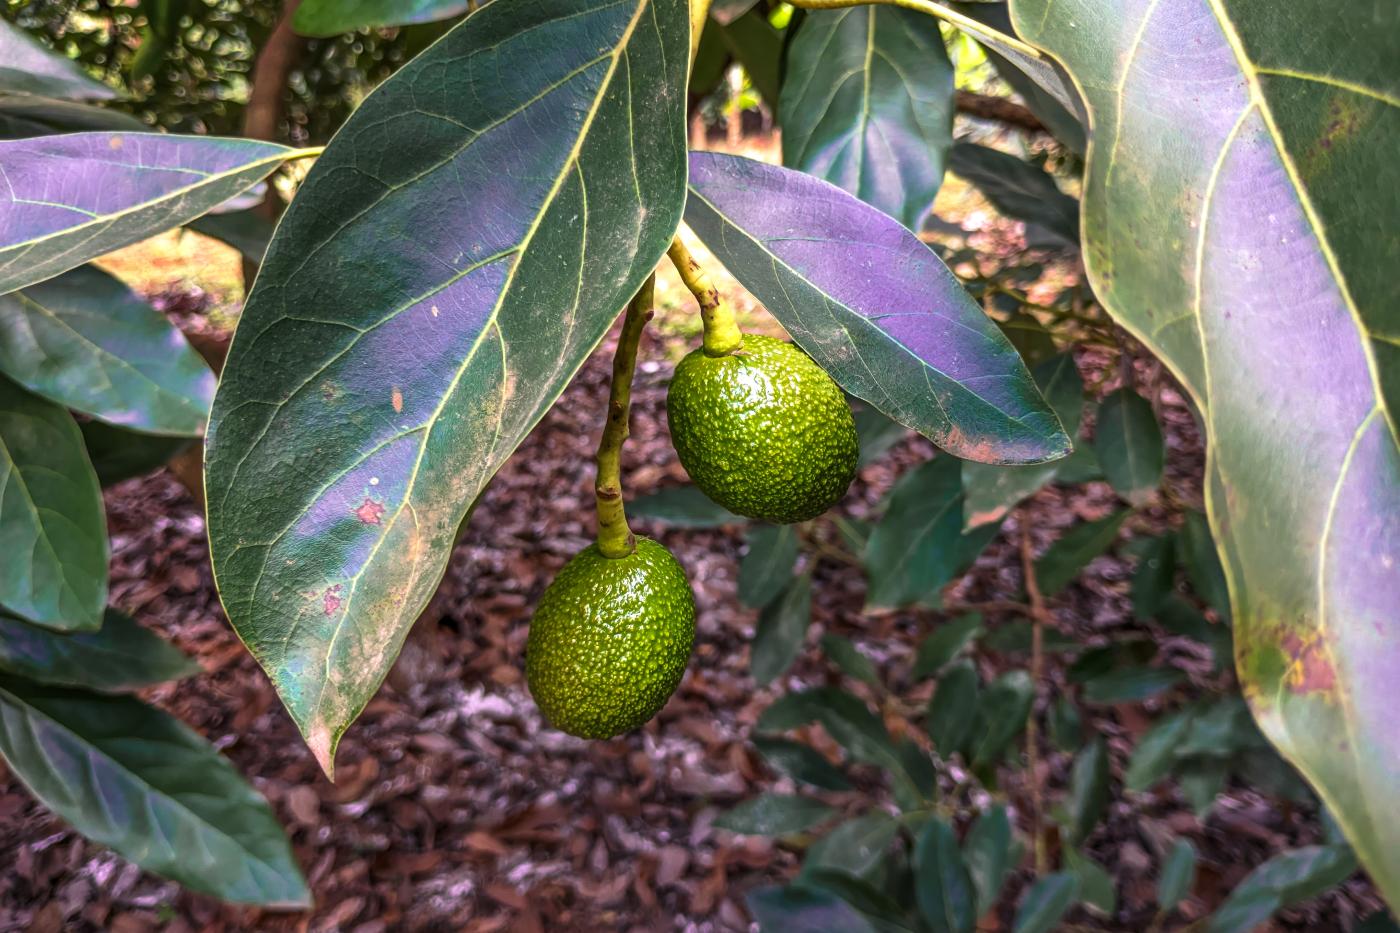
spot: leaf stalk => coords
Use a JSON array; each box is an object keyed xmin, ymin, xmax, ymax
[
  {"xmin": 595, "ymin": 274, "xmax": 655, "ymax": 558},
  {"xmin": 668, "ymin": 230, "xmax": 744, "ymax": 357}
]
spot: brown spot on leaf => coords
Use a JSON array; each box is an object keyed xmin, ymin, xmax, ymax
[
  {"xmin": 392, "ymin": 387, "xmax": 404, "ymax": 413},
  {"xmin": 354, "ymin": 497, "xmax": 386, "ymax": 525},
  {"xmin": 108, "ymin": 135, "xmax": 123, "ymax": 149},
  {"xmin": 323, "ymin": 584, "xmax": 343, "ymax": 617},
  {"xmin": 1284, "ymin": 633, "xmax": 1337, "ymax": 695}
]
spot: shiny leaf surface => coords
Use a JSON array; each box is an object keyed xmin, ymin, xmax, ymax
[
  {"xmin": 0, "ymin": 21, "xmax": 115, "ymax": 100},
  {"xmin": 0, "ymin": 266, "xmax": 215, "ymax": 435},
  {"xmin": 1011, "ymin": 0, "xmax": 1400, "ymax": 897},
  {"xmin": 0, "ymin": 675, "xmax": 308, "ymax": 906},
  {"xmin": 293, "ymin": 0, "xmax": 471, "ymax": 36},
  {"xmin": 204, "ymin": 0, "xmax": 689, "ymax": 775},
  {"xmin": 686, "ymin": 152, "xmax": 1069, "ymax": 464},
  {"xmin": 0, "ymin": 378, "xmax": 105, "ymax": 631},
  {"xmin": 0, "ymin": 608, "xmax": 197, "ymax": 691},
  {"xmin": 0, "ymin": 97, "xmax": 144, "ymax": 140},
  {"xmin": 781, "ymin": 5, "xmax": 954, "ymax": 229},
  {"xmin": 0, "ymin": 133, "xmax": 297, "ymax": 295}
]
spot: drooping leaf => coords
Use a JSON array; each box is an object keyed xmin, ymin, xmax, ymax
[
  {"xmin": 971, "ymin": 669, "xmax": 1033, "ymax": 770},
  {"xmin": 1013, "ymin": 872, "xmax": 1079, "ymax": 933},
  {"xmin": 803, "ymin": 812, "xmax": 900, "ymax": 878},
  {"xmin": 963, "ymin": 804, "xmax": 1012, "ymax": 916},
  {"xmin": 0, "ymin": 97, "xmax": 145, "ymax": 140},
  {"xmin": 0, "ymin": 609, "xmax": 197, "ymax": 691},
  {"xmin": 204, "ymin": 0, "xmax": 689, "ymax": 776},
  {"xmin": 914, "ymin": 819, "xmax": 977, "ymax": 933},
  {"xmin": 630, "ymin": 485, "xmax": 744, "ymax": 527},
  {"xmin": 293, "ymin": 0, "xmax": 471, "ymax": 37},
  {"xmin": 1033, "ymin": 510, "xmax": 1127, "ymax": 596},
  {"xmin": 962, "ymin": 351, "xmax": 1084, "ymax": 529},
  {"xmin": 716, "ymin": 793, "xmax": 837, "ymax": 837},
  {"xmin": 754, "ymin": 736, "xmax": 853, "ymax": 791},
  {"xmin": 752, "ymin": 572, "xmax": 814, "ymax": 685},
  {"xmin": 947, "ymin": 142, "xmax": 1078, "ymax": 250},
  {"xmin": 781, "ymin": 6, "xmax": 954, "ymax": 229},
  {"xmin": 1011, "ymin": 0, "xmax": 1400, "ymax": 898},
  {"xmin": 747, "ymin": 885, "xmax": 878, "ymax": 933},
  {"xmin": 0, "ymin": 675, "xmax": 308, "ymax": 906},
  {"xmin": 1064, "ymin": 737, "xmax": 1109, "ymax": 845},
  {"xmin": 739, "ymin": 524, "xmax": 800, "ymax": 608},
  {"xmin": 686, "ymin": 152, "xmax": 1069, "ymax": 464},
  {"xmin": 0, "ymin": 20, "xmax": 115, "ymax": 100},
  {"xmin": 0, "ymin": 377, "xmax": 106, "ymax": 632},
  {"xmin": 1158, "ymin": 838, "xmax": 1198, "ymax": 913},
  {"xmin": 78, "ymin": 419, "xmax": 191, "ymax": 486},
  {"xmin": 911, "ymin": 613, "xmax": 982, "ymax": 679},
  {"xmin": 822, "ymin": 635, "xmax": 881, "ymax": 687},
  {"xmin": 1206, "ymin": 845, "xmax": 1358, "ymax": 933},
  {"xmin": 864, "ymin": 457, "xmax": 965, "ymax": 609},
  {"xmin": 1093, "ymin": 388, "xmax": 1163, "ymax": 505},
  {"xmin": 0, "ymin": 266, "xmax": 214, "ymax": 435},
  {"xmin": 716, "ymin": 7, "xmax": 782, "ymax": 105},
  {"xmin": 926, "ymin": 659, "xmax": 980, "ymax": 759},
  {"xmin": 0, "ymin": 133, "xmax": 299, "ymax": 295}
]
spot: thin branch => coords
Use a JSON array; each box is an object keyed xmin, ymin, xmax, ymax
[
  {"xmin": 594, "ymin": 275, "xmax": 654, "ymax": 558},
  {"xmin": 955, "ymin": 90, "xmax": 1045, "ymax": 133},
  {"xmin": 1020, "ymin": 518, "xmax": 1052, "ymax": 874}
]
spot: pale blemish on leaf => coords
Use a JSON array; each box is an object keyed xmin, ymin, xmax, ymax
[
  {"xmin": 108, "ymin": 135, "xmax": 123, "ymax": 149},
  {"xmin": 353, "ymin": 497, "xmax": 385, "ymax": 525},
  {"xmin": 322, "ymin": 584, "xmax": 343, "ymax": 617},
  {"xmin": 391, "ymin": 387, "xmax": 403, "ymax": 413},
  {"xmin": 1285, "ymin": 633, "xmax": 1338, "ymax": 696}
]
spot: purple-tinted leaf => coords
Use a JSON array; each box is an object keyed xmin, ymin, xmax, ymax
[
  {"xmin": 0, "ymin": 20, "xmax": 115, "ymax": 100},
  {"xmin": 685, "ymin": 152, "xmax": 1069, "ymax": 465},
  {"xmin": 293, "ymin": 0, "xmax": 471, "ymax": 37},
  {"xmin": 1013, "ymin": 0, "xmax": 1400, "ymax": 904},
  {"xmin": 0, "ymin": 133, "xmax": 300, "ymax": 294}
]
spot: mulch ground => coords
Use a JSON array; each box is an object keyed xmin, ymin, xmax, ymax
[{"xmin": 0, "ymin": 230, "xmax": 1385, "ymax": 933}]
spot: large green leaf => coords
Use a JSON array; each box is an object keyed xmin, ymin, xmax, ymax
[
  {"xmin": 79, "ymin": 419, "xmax": 192, "ymax": 486},
  {"xmin": 752, "ymin": 572, "xmax": 814, "ymax": 685},
  {"xmin": 1012, "ymin": 0, "xmax": 1400, "ymax": 902},
  {"xmin": 739, "ymin": 524, "xmax": 801, "ymax": 608},
  {"xmin": 0, "ymin": 675, "xmax": 308, "ymax": 906},
  {"xmin": 1093, "ymin": 387, "xmax": 1163, "ymax": 505},
  {"xmin": 0, "ymin": 97, "xmax": 145, "ymax": 140},
  {"xmin": 1033, "ymin": 510, "xmax": 1127, "ymax": 596},
  {"xmin": 946, "ymin": 142, "xmax": 1079, "ymax": 249},
  {"xmin": 205, "ymin": 0, "xmax": 690, "ymax": 775},
  {"xmin": 0, "ymin": 21, "xmax": 115, "ymax": 100},
  {"xmin": 716, "ymin": 7, "xmax": 783, "ymax": 105},
  {"xmin": 0, "ymin": 377, "xmax": 106, "ymax": 631},
  {"xmin": 864, "ymin": 456, "xmax": 964, "ymax": 609},
  {"xmin": 0, "ymin": 608, "xmax": 197, "ymax": 691},
  {"xmin": 0, "ymin": 133, "xmax": 299, "ymax": 295},
  {"xmin": 0, "ymin": 266, "xmax": 215, "ymax": 435},
  {"xmin": 293, "ymin": 0, "xmax": 471, "ymax": 37},
  {"xmin": 914, "ymin": 819, "xmax": 977, "ymax": 933},
  {"xmin": 781, "ymin": 5, "xmax": 954, "ymax": 229}
]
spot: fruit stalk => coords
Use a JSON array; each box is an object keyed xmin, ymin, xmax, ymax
[
  {"xmin": 595, "ymin": 274, "xmax": 655, "ymax": 558},
  {"xmin": 667, "ymin": 231, "xmax": 744, "ymax": 358}
]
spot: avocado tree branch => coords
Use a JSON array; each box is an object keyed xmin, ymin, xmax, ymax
[
  {"xmin": 668, "ymin": 230, "xmax": 744, "ymax": 357},
  {"xmin": 595, "ymin": 274, "xmax": 655, "ymax": 559}
]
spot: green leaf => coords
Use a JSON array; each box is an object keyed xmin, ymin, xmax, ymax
[
  {"xmin": 854, "ymin": 402, "xmax": 909, "ymax": 467},
  {"xmin": 1206, "ymin": 845, "xmax": 1358, "ymax": 933},
  {"xmin": 204, "ymin": 0, "xmax": 690, "ymax": 776},
  {"xmin": 716, "ymin": 7, "xmax": 782, "ymax": 105},
  {"xmin": 971, "ymin": 669, "xmax": 1033, "ymax": 771},
  {"xmin": 914, "ymin": 819, "xmax": 977, "ymax": 933},
  {"xmin": 865, "ymin": 457, "xmax": 965, "ymax": 609},
  {"xmin": 1081, "ymin": 666, "xmax": 1184, "ymax": 705},
  {"xmin": 781, "ymin": 6, "xmax": 954, "ymax": 229},
  {"xmin": 1093, "ymin": 388, "xmax": 1163, "ymax": 505},
  {"xmin": 1177, "ymin": 510, "xmax": 1230, "ymax": 619},
  {"xmin": 1034, "ymin": 510, "xmax": 1128, "ymax": 596},
  {"xmin": 78, "ymin": 420, "xmax": 191, "ymax": 487},
  {"xmin": 963, "ymin": 804, "xmax": 1012, "ymax": 916},
  {"xmin": 911, "ymin": 613, "xmax": 983, "ymax": 679},
  {"xmin": 803, "ymin": 812, "xmax": 901, "ymax": 879},
  {"xmin": 748, "ymin": 885, "xmax": 878, "ymax": 933},
  {"xmin": 946, "ymin": 143, "xmax": 1078, "ymax": 250},
  {"xmin": 0, "ymin": 20, "xmax": 115, "ymax": 99},
  {"xmin": 1357, "ymin": 913, "xmax": 1400, "ymax": 933},
  {"xmin": 686, "ymin": 153, "xmax": 1070, "ymax": 465},
  {"xmin": 1156, "ymin": 596, "xmax": 1232, "ymax": 669},
  {"xmin": 806, "ymin": 869, "xmax": 914, "ymax": 929},
  {"xmin": 925, "ymin": 659, "xmax": 980, "ymax": 759},
  {"xmin": 0, "ymin": 266, "xmax": 215, "ymax": 436},
  {"xmin": 1065, "ymin": 848, "xmax": 1116, "ymax": 916},
  {"xmin": 630, "ymin": 485, "xmax": 744, "ymax": 528},
  {"xmin": 0, "ymin": 378, "xmax": 106, "ymax": 632},
  {"xmin": 711, "ymin": 0, "xmax": 760, "ymax": 24},
  {"xmin": 1130, "ymin": 534, "xmax": 1176, "ymax": 619},
  {"xmin": 1010, "ymin": 0, "xmax": 1400, "ymax": 899},
  {"xmin": 0, "ymin": 133, "xmax": 298, "ymax": 295},
  {"xmin": 1064, "ymin": 737, "xmax": 1109, "ymax": 845},
  {"xmin": 962, "ymin": 351, "xmax": 1084, "ymax": 529},
  {"xmin": 690, "ymin": 18, "xmax": 729, "ymax": 97},
  {"xmin": 1178, "ymin": 697, "xmax": 1257, "ymax": 758},
  {"xmin": 293, "ymin": 0, "xmax": 471, "ymax": 37},
  {"xmin": 753, "ymin": 572, "xmax": 814, "ymax": 686},
  {"xmin": 188, "ymin": 210, "xmax": 275, "ymax": 264},
  {"xmin": 739, "ymin": 524, "xmax": 800, "ymax": 608},
  {"xmin": 1125, "ymin": 711, "xmax": 1192, "ymax": 792},
  {"xmin": 0, "ymin": 675, "xmax": 308, "ymax": 906},
  {"xmin": 1178, "ymin": 758, "xmax": 1228, "ymax": 817},
  {"xmin": 754, "ymin": 736, "xmax": 853, "ymax": 792},
  {"xmin": 716, "ymin": 793, "xmax": 837, "ymax": 837},
  {"xmin": 758, "ymin": 686, "xmax": 842, "ymax": 732},
  {"xmin": 0, "ymin": 609, "xmax": 196, "ymax": 691},
  {"xmin": 1157, "ymin": 838, "xmax": 1197, "ymax": 913},
  {"xmin": 0, "ymin": 97, "xmax": 145, "ymax": 141},
  {"xmin": 1048, "ymin": 696, "xmax": 1083, "ymax": 751},
  {"xmin": 822, "ymin": 635, "xmax": 880, "ymax": 687},
  {"xmin": 1013, "ymin": 872, "xmax": 1078, "ymax": 933},
  {"xmin": 980, "ymin": 620, "xmax": 1080, "ymax": 656}
]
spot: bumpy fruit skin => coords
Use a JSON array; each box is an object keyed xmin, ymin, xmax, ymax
[
  {"xmin": 526, "ymin": 537, "xmax": 696, "ymax": 739},
  {"xmin": 666, "ymin": 335, "xmax": 859, "ymax": 524}
]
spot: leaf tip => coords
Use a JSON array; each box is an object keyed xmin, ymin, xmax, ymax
[{"xmin": 305, "ymin": 721, "xmax": 340, "ymax": 781}]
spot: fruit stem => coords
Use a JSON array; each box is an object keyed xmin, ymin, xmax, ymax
[
  {"xmin": 595, "ymin": 274, "xmax": 655, "ymax": 559},
  {"xmin": 667, "ymin": 230, "xmax": 744, "ymax": 358}
]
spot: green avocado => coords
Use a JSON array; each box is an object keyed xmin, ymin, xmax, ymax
[
  {"xmin": 526, "ymin": 537, "xmax": 695, "ymax": 739},
  {"xmin": 666, "ymin": 334, "xmax": 859, "ymax": 524}
]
